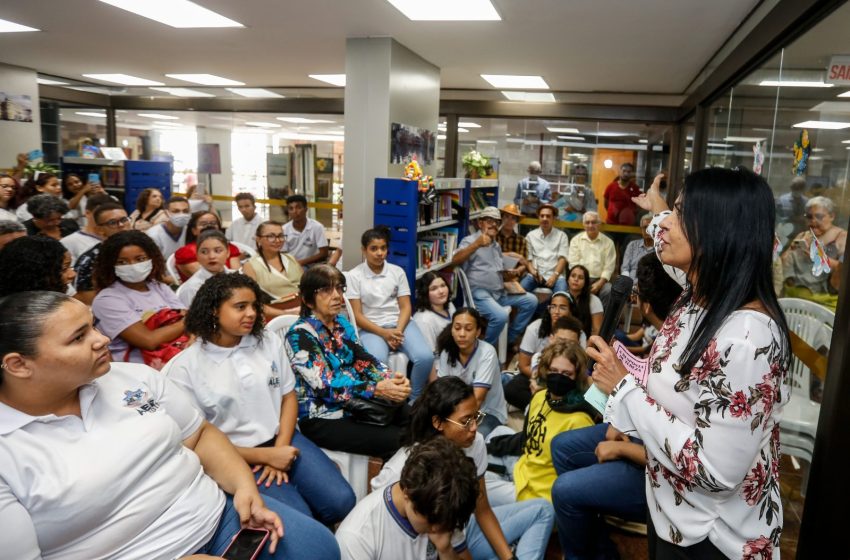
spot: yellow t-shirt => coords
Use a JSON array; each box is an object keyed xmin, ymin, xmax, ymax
[{"xmin": 513, "ymin": 390, "xmax": 594, "ymax": 502}]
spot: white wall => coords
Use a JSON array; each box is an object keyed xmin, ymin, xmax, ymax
[{"xmin": 0, "ymin": 63, "xmax": 40, "ymax": 169}]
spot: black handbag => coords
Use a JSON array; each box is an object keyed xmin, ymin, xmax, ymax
[{"xmin": 343, "ymin": 396, "xmax": 403, "ymax": 426}]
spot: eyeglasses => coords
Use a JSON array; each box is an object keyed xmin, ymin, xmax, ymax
[
  {"xmin": 548, "ymin": 304, "xmax": 571, "ymax": 312},
  {"xmin": 197, "ymin": 221, "xmax": 219, "ymax": 229},
  {"xmin": 259, "ymin": 234, "xmax": 285, "ymax": 241},
  {"xmin": 805, "ymin": 212, "xmax": 827, "ymax": 221},
  {"xmin": 584, "ymin": 220, "xmax": 599, "ymax": 225},
  {"xmin": 98, "ymin": 216, "xmax": 131, "ymax": 228},
  {"xmin": 316, "ymin": 284, "xmax": 346, "ymax": 297},
  {"xmin": 444, "ymin": 410, "xmax": 486, "ymax": 431}
]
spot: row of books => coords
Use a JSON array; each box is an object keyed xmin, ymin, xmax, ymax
[
  {"xmin": 416, "ymin": 227, "xmax": 458, "ymax": 271},
  {"xmin": 419, "ymin": 192, "xmax": 460, "ymax": 225},
  {"xmin": 469, "ymin": 189, "xmax": 492, "ymax": 212},
  {"xmin": 101, "ymin": 166, "xmax": 124, "ymax": 187}
]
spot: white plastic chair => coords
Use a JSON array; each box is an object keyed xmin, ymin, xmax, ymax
[
  {"xmin": 778, "ymin": 297, "xmax": 834, "ymax": 494},
  {"xmin": 456, "ymin": 267, "xmax": 510, "ymax": 363},
  {"xmin": 266, "ymin": 314, "xmax": 300, "ymax": 341},
  {"xmin": 231, "ymin": 240, "xmax": 258, "ymax": 259},
  {"xmin": 166, "ymin": 253, "xmax": 180, "ymax": 285},
  {"xmin": 321, "ymin": 448, "xmax": 371, "ymax": 502}
]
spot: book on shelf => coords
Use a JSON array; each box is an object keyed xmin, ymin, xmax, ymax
[
  {"xmin": 418, "ymin": 192, "xmax": 460, "ymax": 225},
  {"xmin": 417, "ymin": 227, "xmax": 458, "ymax": 271},
  {"xmin": 469, "ymin": 190, "xmax": 489, "ymax": 212}
]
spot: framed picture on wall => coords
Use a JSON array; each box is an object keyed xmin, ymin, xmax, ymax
[{"xmin": 317, "ymin": 178, "xmax": 331, "ymax": 199}]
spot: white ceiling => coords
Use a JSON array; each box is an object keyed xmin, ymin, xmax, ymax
[{"xmin": 0, "ymin": 0, "xmax": 761, "ymax": 102}]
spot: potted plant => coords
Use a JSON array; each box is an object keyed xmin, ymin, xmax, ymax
[{"xmin": 462, "ymin": 150, "xmax": 490, "ymax": 179}]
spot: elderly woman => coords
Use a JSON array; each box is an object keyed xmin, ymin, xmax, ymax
[
  {"xmin": 781, "ymin": 195, "xmax": 846, "ymax": 309},
  {"xmin": 0, "ymin": 291, "xmax": 339, "ymax": 559},
  {"xmin": 284, "ymin": 264, "xmax": 411, "ymax": 459},
  {"xmin": 22, "ymin": 193, "xmax": 79, "ymax": 239}
]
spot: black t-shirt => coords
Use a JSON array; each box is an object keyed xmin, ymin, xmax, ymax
[{"xmin": 74, "ymin": 243, "xmax": 102, "ymax": 291}]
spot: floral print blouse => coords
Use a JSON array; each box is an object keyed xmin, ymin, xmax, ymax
[
  {"xmin": 605, "ymin": 300, "xmax": 789, "ymax": 559},
  {"xmin": 284, "ymin": 313, "xmax": 392, "ymax": 419}
]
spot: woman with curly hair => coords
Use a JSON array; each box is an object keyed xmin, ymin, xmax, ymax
[
  {"xmin": 91, "ymin": 230, "xmax": 186, "ymax": 363},
  {"xmin": 0, "ymin": 236, "xmax": 76, "ymax": 297},
  {"xmin": 21, "ymin": 193, "xmax": 79, "ymax": 239},
  {"xmin": 129, "ymin": 187, "xmax": 169, "ymax": 231},
  {"xmin": 167, "ymin": 273, "xmax": 355, "ymax": 527},
  {"xmin": 15, "ymin": 172, "xmax": 62, "ymax": 221}
]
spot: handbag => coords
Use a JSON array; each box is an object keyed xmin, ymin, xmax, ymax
[
  {"xmin": 343, "ymin": 396, "xmax": 403, "ymax": 426},
  {"xmin": 123, "ymin": 308, "xmax": 189, "ymax": 371}
]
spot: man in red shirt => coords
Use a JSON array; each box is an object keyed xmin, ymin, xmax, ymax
[{"xmin": 603, "ymin": 162, "xmax": 642, "ymax": 225}]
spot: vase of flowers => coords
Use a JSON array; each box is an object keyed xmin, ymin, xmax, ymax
[{"xmin": 462, "ymin": 150, "xmax": 490, "ymax": 179}]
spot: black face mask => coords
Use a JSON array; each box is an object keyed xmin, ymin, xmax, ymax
[{"xmin": 546, "ymin": 373, "xmax": 576, "ymax": 397}]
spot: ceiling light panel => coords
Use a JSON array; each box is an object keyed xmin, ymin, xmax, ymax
[
  {"xmin": 386, "ymin": 0, "xmax": 500, "ymax": 21},
  {"xmin": 547, "ymin": 127, "xmax": 580, "ymax": 134},
  {"xmin": 137, "ymin": 113, "xmax": 180, "ymax": 119},
  {"xmin": 75, "ymin": 112, "xmax": 107, "ymax": 118},
  {"xmin": 0, "ymin": 18, "xmax": 39, "ymax": 32},
  {"xmin": 226, "ymin": 88, "xmax": 284, "ymax": 98},
  {"xmin": 98, "ymin": 0, "xmax": 243, "ymax": 28},
  {"xmin": 276, "ymin": 117, "xmax": 336, "ymax": 124},
  {"xmin": 483, "ymin": 75, "xmax": 549, "ymax": 89},
  {"xmin": 37, "ymin": 78, "xmax": 70, "ymax": 86},
  {"xmin": 793, "ymin": 120, "xmax": 850, "ymax": 130},
  {"xmin": 166, "ymin": 74, "xmax": 244, "ymax": 86},
  {"xmin": 245, "ymin": 122, "xmax": 281, "ymax": 128},
  {"xmin": 758, "ymin": 80, "xmax": 833, "ymax": 88},
  {"xmin": 457, "ymin": 122, "xmax": 481, "ymax": 128},
  {"xmin": 309, "ymin": 74, "xmax": 346, "ymax": 86},
  {"xmin": 83, "ymin": 73, "xmax": 164, "ymax": 86},
  {"xmin": 724, "ymin": 136, "xmax": 767, "ymax": 142},
  {"xmin": 149, "ymin": 87, "xmax": 215, "ymax": 97},
  {"xmin": 501, "ymin": 91, "xmax": 556, "ymax": 102}
]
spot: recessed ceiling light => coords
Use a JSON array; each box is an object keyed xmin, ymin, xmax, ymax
[
  {"xmin": 276, "ymin": 117, "xmax": 335, "ymax": 124},
  {"xmin": 502, "ymin": 91, "xmax": 556, "ymax": 102},
  {"xmin": 153, "ymin": 121, "xmax": 183, "ymax": 127},
  {"xmin": 166, "ymin": 74, "xmax": 244, "ymax": 86},
  {"xmin": 437, "ymin": 134, "xmax": 447, "ymax": 140},
  {"xmin": 226, "ymin": 88, "xmax": 284, "ymax": 98},
  {"xmin": 547, "ymin": 127, "xmax": 579, "ymax": 134},
  {"xmin": 83, "ymin": 73, "xmax": 164, "ymax": 86},
  {"xmin": 477, "ymin": 140, "xmax": 497, "ymax": 144},
  {"xmin": 557, "ymin": 136, "xmax": 585, "ymax": 141},
  {"xmin": 385, "ymin": 0, "xmax": 500, "ymax": 21},
  {"xmin": 842, "ymin": 140, "xmax": 850, "ymax": 144},
  {"xmin": 457, "ymin": 128, "xmax": 469, "ymax": 133},
  {"xmin": 839, "ymin": 91, "xmax": 850, "ymax": 98},
  {"xmin": 37, "ymin": 78, "xmax": 69, "ymax": 86},
  {"xmin": 137, "ymin": 113, "xmax": 180, "ymax": 120},
  {"xmin": 245, "ymin": 122, "xmax": 281, "ymax": 128},
  {"xmin": 275, "ymin": 132, "xmax": 345, "ymax": 142},
  {"xmin": 149, "ymin": 87, "xmax": 215, "ymax": 98},
  {"xmin": 759, "ymin": 80, "xmax": 833, "ymax": 88},
  {"xmin": 793, "ymin": 120, "xmax": 850, "ymax": 130},
  {"xmin": 458, "ymin": 122, "xmax": 481, "ymax": 128},
  {"xmin": 309, "ymin": 74, "xmax": 346, "ymax": 87},
  {"xmin": 97, "ymin": 0, "xmax": 243, "ymax": 28},
  {"xmin": 724, "ymin": 136, "xmax": 766, "ymax": 142},
  {"xmin": 0, "ymin": 18, "xmax": 39, "ymax": 32},
  {"xmin": 707, "ymin": 142, "xmax": 734, "ymax": 148},
  {"xmin": 75, "ymin": 112, "xmax": 107, "ymax": 118},
  {"xmin": 484, "ymin": 75, "xmax": 549, "ymax": 89}
]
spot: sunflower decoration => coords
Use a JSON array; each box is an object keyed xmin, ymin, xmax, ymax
[{"xmin": 792, "ymin": 129, "xmax": 811, "ymax": 176}]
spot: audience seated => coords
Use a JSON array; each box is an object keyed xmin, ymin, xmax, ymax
[
  {"xmin": 436, "ymin": 307, "xmax": 506, "ymax": 437},
  {"xmin": 15, "ymin": 172, "xmax": 62, "ymax": 221},
  {"xmin": 513, "ymin": 161, "xmax": 551, "ymax": 216},
  {"xmin": 177, "ymin": 229, "xmax": 233, "ymax": 308},
  {"xmin": 91, "ymin": 231, "xmax": 187, "ymax": 365},
  {"xmin": 72, "ymin": 202, "xmax": 132, "ymax": 305},
  {"xmin": 61, "ymin": 173, "xmax": 108, "ymax": 228},
  {"xmin": 243, "ymin": 220, "xmax": 304, "ymax": 319},
  {"xmin": 620, "ymin": 214, "xmax": 654, "ymax": 280},
  {"xmin": 283, "ymin": 194, "xmax": 329, "ymax": 268},
  {"xmin": 60, "ymin": 193, "xmax": 114, "ymax": 266},
  {"xmin": 226, "ymin": 192, "xmax": 263, "ymax": 246},
  {"xmin": 496, "ymin": 203, "xmax": 529, "ymax": 280},
  {"xmin": 451, "ymin": 207, "xmax": 538, "ymax": 349},
  {"xmin": 174, "ymin": 211, "xmax": 241, "ymax": 281},
  {"xmin": 146, "ymin": 196, "xmax": 191, "ymax": 260},
  {"xmin": 167, "ymin": 273, "xmax": 355, "ymax": 525},
  {"xmin": 566, "ymin": 265, "xmax": 603, "ymax": 337},
  {"xmin": 284, "ymin": 265, "xmax": 411, "ymax": 460},
  {"xmin": 22, "ymin": 194, "xmax": 79, "ymax": 239},
  {"xmin": 370, "ymin": 377, "xmax": 554, "ymax": 560},
  {"xmin": 411, "ymin": 271, "xmax": 455, "ymax": 356},
  {"xmin": 0, "ymin": 236, "xmax": 75, "ymax": 297},
  {"xmin": 0, "ymin": 173, "xmax": 19, "ymax": 221},
  {"xmin": 0, "ymin": 219, "xmax": 25, "ymax": 249},
  {"xmin": 521, "ymin": 204, "xmax": 570, "ymax": 296},
  {"xmin": 337, "ymin": 437, "xmax": 479, "ymax": 560},
  {"xmin": 0, "ymin": 291, "xmax": 339, "ymax": 560},
  {"xmin": 529, "ymin": 316, "xmax": 584, "ymax": 374},
  {"xmin": 568, "ymin": 211, "xmax": 616, "ymax": 307},
  {"xmin": 129, "ymin": 188, "xmax": 169, "ymax": 231},
  {"xmin": 603, "ymin": 162, "xmax": 641, "ymax": 225},
  {"xmin": 348, "ymin": 227, "xmax": 433, "ymax": 401}
]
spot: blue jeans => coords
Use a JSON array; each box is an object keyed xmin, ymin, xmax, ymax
[
  {"xmin": 471, "ymin": 288, "xmax": 538, "ymax": 347},
  {"xmin": 254, "ymin": 431, "xmax": 356, "ymax": 525},
  {"xmin": 550, "ymin": 424, "xmax": 647, "ymax": 560},
  {"xmin": 196, "ymin": 494, "xmax": 340, "ymax": 559},
  {"xmin": 467, "ymin": 499, "xmax": 555, "ymax": 560},
  {"xmin": 360, "ymin": 321, "xmax": 434, "ymax": 401},
  {"xmin": 519, "ymin": 273, "xmax": 567, "ymax": 296}
]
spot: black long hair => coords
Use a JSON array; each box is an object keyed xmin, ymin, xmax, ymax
[
  {"xmin": 186, "ymin": 273, "xmax": 265, "ymax": 343},
  {"xmin": 414, "ymin": 271, "xmax": 449, "ymax": 313},
  {"xmin": 567, "ymin": 265, "xmax": 593, "ymax": 337},
  {"xmin": 186, "ymin": 211, "xmax": 222, "ymax": 244},
  {"xmin": 537, "ymin": 292, "xmax": 571, "ymax": 338},
  {"xmin": 436, "ymin": 307, "xmax": 486, "ymax": 367},
  {"xmin": 403, "ymin": 376, "xmax": 475, "ymax": 446},
  {"xmin": 674, "ymin": 167, "xmax": 790, "ymax": 376},
  {"xmin": 0, "ymin": 237, "xmax": 69, "ymax": 296},
  {"xmin": 92, "ymin": 230, "xmax": 168, "ymax": 290}
]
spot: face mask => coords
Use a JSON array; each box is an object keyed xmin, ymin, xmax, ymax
[
  {"xmin": 546, "ymin": 373, "xmax": 576, "ymax": 397},
  {"xmin": 115, "ymin": 260, "xmax": 153, "ymax": 283},
  {"xmin": 65, "ymin": 283, "xmax": 77, "ymax": 297},
  {"xmin": 170, "ymin": 213, "xmax": 191, "ymax": 228}
]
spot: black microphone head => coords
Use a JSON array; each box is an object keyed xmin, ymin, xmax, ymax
[{"xmin": 610, "ymin": 275, "xmax": 634, "ymax": 301}]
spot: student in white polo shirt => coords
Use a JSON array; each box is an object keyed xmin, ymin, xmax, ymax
[
  {"xmin": 0, "ymin": 291, "xmax": 339, "ymax": 560},
  {"xmin": 167, "ymin": 273, "xmax": 355, "ymax": 526},
  {"xmin": 226, "ymin": 192, "xmax": 263, "ymax": 247},
  {"xmin": 348, "ymin": 226, "xmax": 434, "ymax": 401},
  {"xmin": 336, "ymin": 437, "xmax": 479, "ymax": 560},
  {"xmin": 177, "ymin": 229, "xmax": 233, "ymax": 308},
  {"xmin": 283, "ymin": 194, "xmax": 329, "ymax": 268},
  {"xmin": 146, "ymin": 195, "xmax": 191, "ymax": 260}
]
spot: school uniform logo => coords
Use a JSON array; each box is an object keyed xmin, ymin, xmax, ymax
[
  {"xmin": 268, "ymin": 362, "xmax": 281, "ymax": 388},
  {"xmin": 122, "ymin": 388, "xmax": 162, "ymax": 416}
]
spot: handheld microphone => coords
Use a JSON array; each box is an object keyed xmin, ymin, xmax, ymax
[{"xmin": 586, "ymin": 275, "xmax": 633, "ymax": 373}]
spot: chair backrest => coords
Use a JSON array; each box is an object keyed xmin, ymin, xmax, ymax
[
  {"xmin": 231, "ymin": 240, "xmax": 258, "ymax": 258},
  {"xmin": 266, "ymin": 314, "xmax": 299, "ymax": 341},
  {"xmin": 454, "ymin": 267, "xmax": 476, "ymax": 310},
  {"xmin": 779, "ymin": 297, "xmax": 834, "ymax": 395},
  {"xmin": 175, "ymin": 281, "xmax": 192, "ymax": 308},
  {"xmin": 165, "ymin": 253, "xmax": 180, "ymax": 285}
]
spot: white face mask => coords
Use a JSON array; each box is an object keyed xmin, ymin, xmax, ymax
[
  {"xmin": 65, "ymin": 282, "xmax": 77, "ymax": 297},
  {"xmin": 115, "ymin": 260, "xmax": 153, "ymax": 283},
  {"xmin": 170, "ymin": 213, "xmax": 191, "ymax": 228}
]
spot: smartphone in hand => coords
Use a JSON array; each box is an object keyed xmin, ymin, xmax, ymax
[{"xmin": 222, "ymin": 528, "xmax": 270, "ymax": 560}]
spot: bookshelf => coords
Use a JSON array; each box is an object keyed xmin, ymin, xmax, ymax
[
  {"xmin": 61, "ymin": 158, "xmax": 172, "ymax": 214},
  {"xmin": 466, "ymin": 179, "xmax": 500, "ymax": 223}
]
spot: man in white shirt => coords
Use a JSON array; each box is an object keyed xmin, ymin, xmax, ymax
[
  {"xmin": 283, "ymin": 194, "xmax": 328, "ymax": 267},
  {"xmin": 336, "ymin": 438, "xmax": 479, "ymax": 560},
  {"xmin": 146, "ymin": 196, "xmax": 191, "ymax": 260},
  {"xmin": 521, "ymin": 204, "xmax": 569, "ymax": 297},
  {"xmin": 60, "ymin": 193, "xmax": 112, "ymax": 267},
  {"xmin": 226, "ymin": 192, "xmax": 263, "ymax": 247},
  {"xmin": 567, "ymin": 211, "xmax": 616, "ymax": 308}
]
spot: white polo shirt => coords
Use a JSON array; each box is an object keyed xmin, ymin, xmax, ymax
[
  {"xmin": 283, "ymin": 218, "xmax": 327, "ymax": 263},
  {"xmin": 226, "ymin": 213, "xmax": 263, "ymax": 247},
  {"xmin": 177, "ymin": 267, "xmax": 233, "ymax": 308},
  {"xmin": 60, "ymin": 231, "xmax": 102, "ymax": 267},
  {"xmin": 336, "ymin": 485, "xmax": 467, "ymax": 560},
  {"xmin": 437, "ymin": 341, "xmax": 507, "ymax": 424},
  {"xmin": 347, "ymin": 261, "xmax": 411, "ymax": 327},
  {"xmin": 166, "ymin": 330, "xmax": 295, "ymax": 448},
  {"xmin": 526, "ymin": 227, "xmax": 570, "ymax": 278},
  {"xmin": 146, "ymin": 222, "xmax": 187, "ymax": 260},
  {"xmin": 0, "ymin": 362, "xmax": 224, "ymax": 560},
  {"xmin": 412, "ymin": 304, "xmax": 455, "ymax": 356}
]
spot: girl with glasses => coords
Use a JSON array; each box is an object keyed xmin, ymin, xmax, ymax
[
  {"xmin": 244, "ymin": 221, "xmax": 304, "ymax": 319},
  {"xmin": 371, "ymin": 376, "xmax": 555, "ymax": 560}
]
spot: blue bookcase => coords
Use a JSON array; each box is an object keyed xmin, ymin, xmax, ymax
[{"xmin": 61, "ymin": 157, "xmax": 173, "ymax": 214}]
